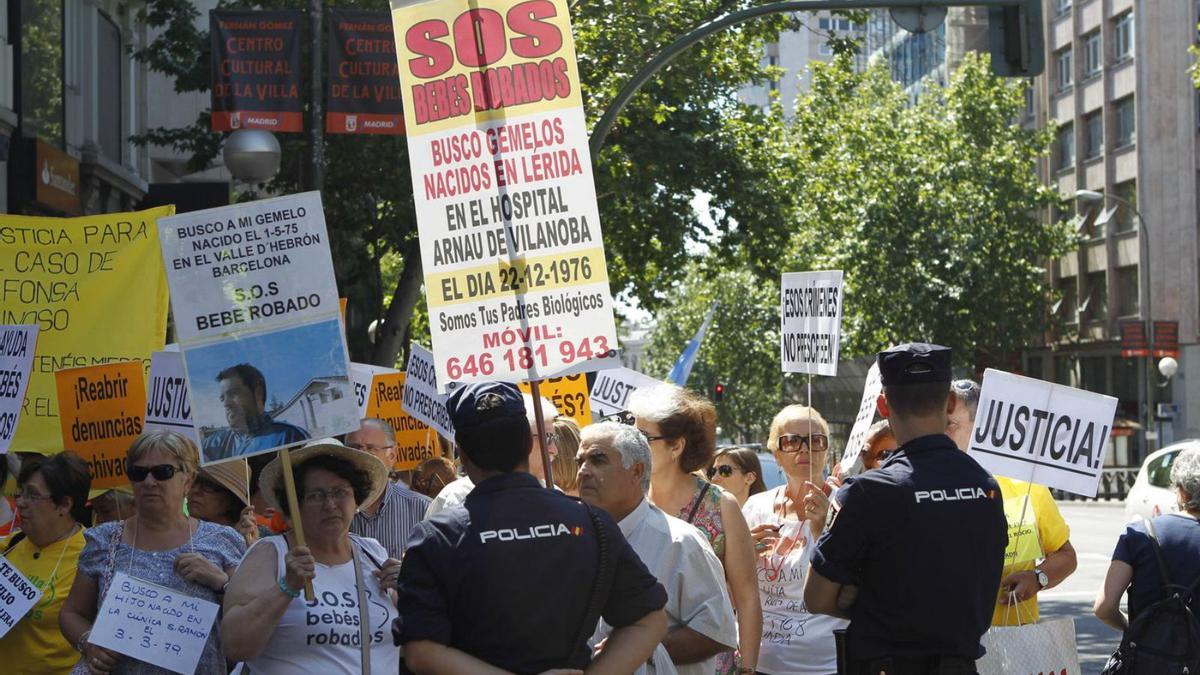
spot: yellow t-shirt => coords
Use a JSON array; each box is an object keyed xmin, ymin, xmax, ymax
[
  {"xmin": 990, "ymin": 476, "xmax": 1070, "ymax": 626},
  {"xmin": 0, "ymin": 527, "xmax": 87, "ymax": 674}
]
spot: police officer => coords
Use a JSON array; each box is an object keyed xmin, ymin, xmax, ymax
[
  {"xmin": 804, "ymin": 343, "xmax": 1007, "ymax": 675},
  {"xmin": 393, "ymin": 381, "xmax": 668, "ymax": 674}
]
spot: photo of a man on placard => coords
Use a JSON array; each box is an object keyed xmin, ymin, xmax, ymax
[{"xmin": 202, "ymin": 363, "xmax": 310, "ymax": 461}]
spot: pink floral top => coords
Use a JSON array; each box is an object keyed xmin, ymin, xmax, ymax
[{"xmin": 677, "ymin": 476, "xmax": 726, "ymax": 559}]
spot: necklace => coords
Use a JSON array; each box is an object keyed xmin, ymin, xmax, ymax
[
  {"xmin": 30, "ymin": 521, "xmax": 79, "ymax": 559},
  {"xmin": 128, "ymin": 515, "xmax": 195, "ymax": 570}
]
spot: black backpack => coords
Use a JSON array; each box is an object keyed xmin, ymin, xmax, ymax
[{"xmin": 1102, "ymin": 519, "xmax": 1200, "ymax": 675}]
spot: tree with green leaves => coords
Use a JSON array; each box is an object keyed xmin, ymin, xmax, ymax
[
  {"xmin": 644, "ymin": 52, "xmax": 1075, "ymax": 439},
  {"xmin": 129, "ymin": 0, "xmax": 798, "ymax": 366}
]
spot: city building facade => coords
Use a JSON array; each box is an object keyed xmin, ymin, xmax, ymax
[{"xmin": 1024, "ymin": 0, "xmax": 1200, "ymax": 467}]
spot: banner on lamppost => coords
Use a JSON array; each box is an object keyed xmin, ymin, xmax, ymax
[
  {"xmin": 211, "ymin": 10, "xmax": 304, "ymax": 132},
  {"xmin": 391, "ymin": 0, "xmax": 619, "ymax": 391},
  {"xmin": 327, "ymin": 9, "xmax": 405, "ymax": 135}
]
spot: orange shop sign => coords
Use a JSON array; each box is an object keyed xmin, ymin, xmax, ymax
[{"xmin": 34, "ymin": 140, "xmax": 81, "ymax": 215}]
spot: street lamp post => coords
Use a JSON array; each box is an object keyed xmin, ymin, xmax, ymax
[{"xmin": 1075, "ymin": 188, "xmax": 1157, "ymax": 457}]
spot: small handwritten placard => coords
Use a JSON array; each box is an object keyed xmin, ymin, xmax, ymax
[
  {"xmin": 90, "ymin": 572, "xmax": 219, "ymax": 675},
  {"xmin": 0, "ymin": 554, "xmax": 42, "ymax": 639}
]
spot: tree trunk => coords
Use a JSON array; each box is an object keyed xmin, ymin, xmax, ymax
[{"xmin": 371, "ymin": 238, "xmax": 424, "ymax": 367}]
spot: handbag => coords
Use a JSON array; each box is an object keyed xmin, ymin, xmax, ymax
[{"xmin": 976, "ymin": 612, "xmax": 1081, "ymax": 675}]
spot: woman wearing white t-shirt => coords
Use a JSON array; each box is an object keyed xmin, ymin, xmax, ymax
[
  {"xmin": 743, "ymin": 405, "xmax": 847, "ymax": 675},
  {"xmin": 221, "ymin": 440, "xmax": 401, "ymax": 674}
]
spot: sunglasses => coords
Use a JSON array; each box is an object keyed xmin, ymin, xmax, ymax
[
  {"xmin": 706, "ymin": 465, "xmax": 738, "ymax": 479},
  {"xmin": 778, "ymin": 433, "xmax": 829, "ymax": 453},
  {"xmin": 129, "ymin": 464, "xmax": 181, "ymax": 482},
  {"xmin": 604, "ymin": 410, "xmax": 637, "ymax": 426}
]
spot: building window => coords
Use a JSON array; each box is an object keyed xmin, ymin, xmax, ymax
[
  {"xmin": 1114, "ymin": 179, "xmax": 1137, "ymax": 232},
  {"xmin": 1056, "ymin": 0, "xmax": 1071, "ymax": 16},
  {"xmin": 1084, "ymin": 32, "xmax": 1101, "ymax": 77},
  {"xmin": 1112, "ymin": 356, "xmax": 1139, "ymax": 418},
  {"xmin": 97, "ymin": 13, "xmax": 123, "ymax": 164},
  {"xmin": 1084, "ymin": 111, "xmax": 1103, "ymax": 159},
  {"xmin": 1081, "ymin": 271, "xmax": 1107, "ymax": 322},
  {"xmin": 1024, "ymin": 84, "xmax": 1035, "ymax": 117},
  {"xmin": 1117, "ymin": 265, "xmax": 1140, "ymax": 316},
  {"xmin": 1057, "ymin": 123, "xmax": 1075, "ymax": 170},
  {"xmin": 1113, "ymin": 12, "xmax": 1134, "ymax": 62},
  {"xmin": 1057, "ymin": 277, "xmax": 1078, "ymax": 324},
  {"xmin": 819, "ymin": 41, "xmax": 833, "ymax": 56},
  {"xmin": 1087, "ymin": 190, "xmax": 1107, "ymax": 239},
  {"xmin": 1114, "ymin": 96, "xmax": 1135, "ymax": 147},
  {"xmin": 1054, "ymin": 355, "xmax": 1074, "ymax": 387},
  {"xmin": 1056, "ymin": 47, "xmax": 1073, "ymax": 91},
  {"xmin": 18, "ymin": 0, "xmax": 65, "ymax": 146},
  {"xmin": 1080, "ymin": 356, "xmax": 1107, "ymax": 395}
]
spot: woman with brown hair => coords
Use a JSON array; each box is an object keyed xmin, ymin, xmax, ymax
[
  {"xmin": 707, "ymin": 447, "xmax": 767, "ymax": 506},
  {"xmin": 628, "ymin": 384, "xmax": 761, "ymax": 675}
]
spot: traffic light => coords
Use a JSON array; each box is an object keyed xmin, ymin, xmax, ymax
[
  {"xmin": 714, "ymin": 383, "xmax": 725, "ymax": 402},
  {"xmin": 988, "ymin": 0, "xmax": 1045, "ymax": 77}
]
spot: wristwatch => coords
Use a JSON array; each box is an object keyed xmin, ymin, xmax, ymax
[{"xmin": 1034, "ymin": 568, "xmax": 1050, "ymax": 589}]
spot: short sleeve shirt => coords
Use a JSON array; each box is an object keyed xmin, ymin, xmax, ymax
[
  {"xmin": 0, "ymin": 527, "xmax": 87, "ymax": 674},
  {"xmin": 1113, "ymin": 514, "xmax": 1200, "ymax": 622},
  {"xmin": 394, "ymin": 472, "xmax": 666, "ymax": 674},
  {"xmin": 811, "ymin": 434, "xmax": 1007, "ymax": 661},
  {"xmin": 990, "ymin": 476, "xmax": 1071, "ymax": 626}
]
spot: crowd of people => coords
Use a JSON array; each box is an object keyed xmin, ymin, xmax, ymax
[{"xmin": 0, "ymin": 342, "xmax": 1198, "ymax": 674}]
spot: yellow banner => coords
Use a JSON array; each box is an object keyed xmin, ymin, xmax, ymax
[
  {"xmin": 366, "ymin": 372, "xmax": 438, "ymax": 471},
  {"xmin": 55, "ymin": 362, "xmax": 147, "ymax": 491},
  {"xmin": 519, "ymin": 372, "xmax": 591, "ymax": 427},
  {"xmin": 391, "ymin": 0, "xmax": 583, "ymax": 136},
  {"xmin": 1, "ymin": 207, "xmax": 172, "ymax": 454}
]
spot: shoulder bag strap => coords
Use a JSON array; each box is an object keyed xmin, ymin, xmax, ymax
[
  {"xmin": 350, "ymin": 539, "xmax": 371, "ymax": 675},
  {"xmin": 568, "ymin": 504, "xmax": 614, "ymax": 667},
  {"xmin": 1143, "ymin": 518, "xmax": 1176, "ymax": 600},
  {"xmin": 684, "ymin": 481, "xmax": 712, "ymax": 525}
]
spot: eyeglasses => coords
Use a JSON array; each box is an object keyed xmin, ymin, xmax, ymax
[
  {"xmin": 302, "ymin": 487, "xmax": 354, "ymax": 506},
  {"xmin": 639, "ymin": 431, "xmax": 668, "ymax": 443},
  {"xmin": 348, "ymin": 443, "xmax": 394, "ymax": 454},
  {"xmin": 542, "ymin": 432, "xmax": 560, "ymax": 446},
  {"xmin": 706, "ymin": 465, "xmax": 738, "ymax": 479},
  {"xmin": 16, "ymin": 489, "xmax": 53, "ymax": 502},
  {"xmin": 777, "ymin": 433, "xmax": 829, "ymax": 453},
  {"xmin": 604, "ymin": 411, "xmax": 636, "ymax": 426},
  {"xmin": 190, "ymin": 478, "xmax": 224, "ymax": 494},
  {"xmin": 129, "ymin": 464, "xmax": 181, "ymax": 482}
]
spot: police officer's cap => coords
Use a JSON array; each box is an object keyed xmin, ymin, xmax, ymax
[
  {"xmin": 877, "ymin": 343, "xmax": 953, "ymax": 386},
  {"xmin": 447, "ymin": 381, "xmax": 527, "ymax": 429}
]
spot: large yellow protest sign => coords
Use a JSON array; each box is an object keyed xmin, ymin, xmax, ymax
[
  {"xmin": 0, "ymin": 207, "xmax": 172, "ymax": 454},
  {"xmin": 55, "ymin": 362, "xmax": 147, "ymax": 491},
  {"xmin": 365, "ymin": 372, "xmax": 437, "ymax": 471},
  {"xmin": 519, "ymin": 373, "xmax": 591, "ymax": 427}
]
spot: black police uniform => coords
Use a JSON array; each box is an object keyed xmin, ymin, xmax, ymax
[
  {"xmin": 811, "ymin": 344, "xmax": 1007, "ymax": 675},
  {"xmin": 393, "ymin": 471, "xmax": 667, "ymax": 674}
]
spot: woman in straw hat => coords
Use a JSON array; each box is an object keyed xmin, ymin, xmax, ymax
[
  {"xmin": 187, "ymin": 459, "xmax": 264, "ymax": 546},
  {"xmin": 221, "ymin": 438, "xmax": 402, "ymax": 674}
]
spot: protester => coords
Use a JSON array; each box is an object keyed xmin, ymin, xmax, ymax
[
  {"xmin": 552, "ymin": 416, "xmax": 583, "ymax": 497},
  {"xmin": 1095, "ymin": 447, "xmax": 1200, "ymax": 630},
  {"xmin": 707, "ymin": 447, "xmax": 767, "ymax": 506},
  {"xmin": 861, "ymin": 419, "xmax": 897, "ymax": 471},
  {"xmin": 0, "ymin": 453, "xmax": 18, "ymax": 536},
  {"xmin": 805, "ymin": 343, "xmax": 1007, "ymax": 673},
  {"xmin": 202, "ymin": 363, "xmax": 309, "ymax": 462},
  {"xmin": 579, "ymin": 421, "xmax": 737, "ymax": 675},
  {"xmin": 424, "ymin": 392, "xmax": 560, "ymax": 516},
  {"xmin": 60, "ymin": 430, "xmax": 246, "ymax": 675},
  {"xmin": 394, "ymin": 381, "xmax": 668, "ymax": 673},
  {"xmin": 345, "ymin": 418, "xmax": 431, "ymax": 559},
  {"xmin": 187, "ymin": 458, "xmax": 263, "ymax": 546},
  {"xmin": 946, "ymin": 378, "xmax": 1077, "ymax": 625},
  {"xmin": 90, "ymin": 488, "xmax": 135, "ymax": 526},
  {"xmin": 249, "ymin": 454, "xmax": 288, "ymax": 535},
  {"xmin": 744, "ymin": 405, "xmax": 847, "ymax": 675},
  {"xmin": 0, "ymin": 452, "xmax": 91, "ymax": 674},
  {"xmin": 221, "ymin": 438, "xmax": 400, "ymax": 673},
  {"xmin": 628, "ymin": 384, "xmax": 762, "ymax": 673},
  {"xmin": 411, "ymin": 457, "xmax": 456, "ymax": 500}
]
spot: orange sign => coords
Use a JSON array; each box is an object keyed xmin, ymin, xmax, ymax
[
  {"xmin": 34, "ymin": 140, "xmax": 81, "ymax": 216},
  {"xmin": 365, "ymin": 372, "xmax": 436, "ymax": 471},
  {"xmin": 519, "ymin": 373, "xmax": 592, "ymax": 427},
  {"xmin": 55, "ymin": 362, "xmax": 146, "ymax": 490}
]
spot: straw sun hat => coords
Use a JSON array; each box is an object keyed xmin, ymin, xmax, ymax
[
  {"xmin": 258, "ymin": 438, "xmax": 388, "ymax": 511},
  {"xmin": 198, "ymin": 459, "xmax": 251, "ymax": 508}
]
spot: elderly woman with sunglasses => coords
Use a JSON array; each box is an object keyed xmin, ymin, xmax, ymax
[
  {"xmin": 741, "ymin": 405, "xmax": 848, "ymax": 675},
  {"xmin": 627, "ymin": 385, "xmax": 762, "ymax": 675},
  {"xmin": 220, "ymin": 438, "xmax": 401, "ymax": 674},
  {"xmin": 60, "ymin": 431, "xmax": 246, "ymax": 675}
]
